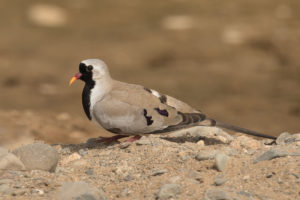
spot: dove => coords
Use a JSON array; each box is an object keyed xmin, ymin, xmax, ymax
[{"xmin": 69, "ymin": 59, "xmax": 276, "ymax": 142}]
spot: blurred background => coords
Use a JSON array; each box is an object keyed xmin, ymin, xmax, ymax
[{"xmin": 1, "ymin": 0, "xmax": 300, "ymax": 147}]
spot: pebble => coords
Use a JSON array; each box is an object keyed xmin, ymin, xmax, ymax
[
  {"xmin": 254, "ymin": 149, "xmax": 288, "ymax": 163},
  {"xmin": 85, "ymin": 168, "xmax": 94, "ymax": 176},
  {"xmin": 195, "ymin": 150, "xmax": 218, "ymax": 161},
  {"xmin": 196, "ymin": 140, "xmax": 205, "ymax": 146},
  {"xmin": 187, "ymin": 170, "xmax": 203, "ymax": 183},
  {"xmin": 157, "ymin": 183, "xmax": 180, "ymax": 200},
  {"xmin": 214, "ymin": 175, "xmax": 227, "ymax": 186},
  {"xmin": 237, "ymin": 190, "xmax": 253, "ymax": 197},
  {"xmin": 78, "ymin": 148, "xmax": 88, "ymax": 156},
  {"xmin": 13, "ymin": 143, "xmax": 59, "ymax": 172},
  {"xmin": 0, "ymin": 152, "xmax": 26, "ymax": 173},
  {"xmin": 151, "ymin": 169, "xmax": 168, "ymax": 176},
  {"xmin": 57, "ymin": 181, "xmax": 106, "ymax": 200},
  {"xmin": 204, "ymin": 189, "xmax": 230, "ymax": 200},
  {"xmin": 276, "ymin": 132, "xmax": 292, "ymax": 145},
  {"xmin": 119, "ymin": 142, "xmax": 131, "ymax": 149},
  {"xmin": 215, "ymin": 153, "xmax": 230, "ymax": 172},
  {"xmin": 0, "ymin": 184, "xmax": 14, "ymax": 195}
]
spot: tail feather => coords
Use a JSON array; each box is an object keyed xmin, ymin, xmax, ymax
[{"xmin": 215, "ymin": 120, "xmax": 276, "ymax": 139}]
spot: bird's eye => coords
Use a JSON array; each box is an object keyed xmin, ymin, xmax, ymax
[{"xmin": 87, "ymin": 65, "xmax": 93, "ymax": 71}]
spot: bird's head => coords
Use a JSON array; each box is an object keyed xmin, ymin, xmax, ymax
[{"xmin": 69, "ymin": 59, "xmax": 110, "ymax": 86}]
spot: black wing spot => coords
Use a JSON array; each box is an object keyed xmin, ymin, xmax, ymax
[
  {"xmin": 143, "ymin": 109, "xmax": 154, "ymax": 126},
  {"xmin": 159, "ymin": 95, "xmax": 167, "ymax": 104},
  {"xmin": 154, "ymin": 108, "xmax": 169, "ymax": 117},
  {"xmin": 107, "ymin": 128, "xmax": 122, "ymax": 134},
  {"xmin": 144, "ymin": 87, "xmax": 152, "ymax": 93}
]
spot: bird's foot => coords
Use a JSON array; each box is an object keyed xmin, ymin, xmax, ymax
[
  {"xmin": 124, "ymin": 135, "xmax": 142, "ymax": 143},
  {"xmin": 96, "ymin": 135, "xmax": 128, "ymax": 143}
]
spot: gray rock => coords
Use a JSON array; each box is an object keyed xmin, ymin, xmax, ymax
[
  {"xmin": 0, "ymin": 152, "xmax": 25, "ymax": 172},
  {"xmin": 214, "ymin": 175, "xmax": 227, "ymax": 186},
  {"xmin": 13, "ymin": 143, "xmax": 59, "ymax": 172},
  {"xmin": 254, "ymin": 149, "xmax": 288, "ymax": 164},
  {"xmin": 204, "ymin": 189, "xmax": 231, "ymax": 200},
  {"xmin": 169, "ymin": 126, "xmax": 234, "ymax": 144},
  {"xmin": 57, "ymin": 181, "xmax": 106, "ymax": 200},
  {"xmin": 78, "ymin": 148, "xmax": 88, "ymax": 156},
  {"xmin": 152, "ymin": 169, "xmax": 168, "ymax": 176},
  {"xmin": 195, "ymin": 150, "xmax": 218, "ymax": 161},
  {"xmin": 237, "ymin": 190, "xmax": 253, "ymax": 197},
  {"xmin": 215, "ymin": 153, "xmax": 230, "ymax": 172},
  {"xmin": 157, "ymin": 183, "xmax": 180, "ymax": 200},
  {"xmin": 119, "ymin": 142, "xmax": 131, "ymax": 149},
  {"xmin": 85, "ymin": 168, "xmax": 94, "ymax": 175},
  {"xmin": 276, "ymin": 132, "xmax": 291, "ymax": 145},
  {"xmin": 0, "ymin": 184, "xmax": 14, "ymax": 195},
  {"xmin": 187, "ymin": 170, "xmax": 203, "ymax": 183}
]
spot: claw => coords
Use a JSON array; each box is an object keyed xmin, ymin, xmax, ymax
[{"xmin": 96, "ymin": 135, "xmax": 128, "ymax": 143}]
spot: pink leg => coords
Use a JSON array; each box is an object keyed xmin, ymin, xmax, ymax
[
  {"xmin": 96, "ymin": 135, "xmax": 128, "ymax": 143},
  {"xmin": 124, "ymin": 135, "xmax": 142, "ymax": 143}
]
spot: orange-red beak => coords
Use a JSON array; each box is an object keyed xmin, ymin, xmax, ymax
[{"xmin": 69, "ymin": 73, "xmax": 82, "ymax": 86}]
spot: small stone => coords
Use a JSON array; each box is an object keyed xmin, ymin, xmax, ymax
[
  {"xmin": 254, "ymin": 149, "xmax": 288, "ymax": 163},
  {"xmin": 197, "ymin": 140, "xmax": 205, "ymax": 146},
  {"xmin": 187, "ymin": 170, "xmax": 203, "ymax": 183},
  {"xmin": 119, "ymin": 142, "xmax": 131, "ymax": 149},
  {"xmin": 266, "ymin": 171, "xmax": 276, "ymax": 178},
  {"xmin": 136, "ymin": 137, "xmax": 151, "ymax": 145},
  {"xmin": 13, "ymin": 143, "xmax": 59, "ymax": 172},
  {"xmin": 178, "ymin": 151, "xmax": 188, "ymax": 161},
  {"xmin": 205, "ymin": 189, "xmax": 230, "ymax": 200},
  {"xmin": 215, "ymin": 153, "xmax": 230, "ymax": 172},
  {"xmin": 61, "ymin": 152, "xmax": 81, "ymax": 165},
  {"xmin": 124, "ymin": 175, "xmax": 133, "ymax": 181},
  {"xmin": 276, "ymin": 132, "xmax": 291, "ymax": 145},
  {"xmin": 157, "ymin": 183, "xmax": 180, "ymax": 200},
  {"xmin": 85, "ymin": 168, "xmax": 94, "ymax": 176},
  {"xmin": 214, "ymin": 175, "xmax": 227, "ymax": 186},
  {"xmin": 237, "ymin": 190, "xmax": 253, "ymax": 197},
  {"xmin": 57, "ymin": 181, "xmax": 106, "ymax": 200},
  {"xmin": 0, "ymin": 152, "xmax": 26, "ymax": 172},
  {"xmin": 78, "ymin": 148, "xmax": 88, "ymax": 156},
  {"xmin": 195, "ymin": 150, "xmax": 217, "ymax": 161},
  {"xmin": 0, "ymin": 184, "xmax": 14, "ymax": 195},
  {"xmin": 152, "ymin": 169, "xmax": 168, "ymax": 176}
]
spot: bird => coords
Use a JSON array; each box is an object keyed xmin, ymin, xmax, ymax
[{"xmin": 69, "ymin": 58, "xmax": 276, "ymax": 142}]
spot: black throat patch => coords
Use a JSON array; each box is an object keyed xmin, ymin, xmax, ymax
[{"xmin": 79, "ymin": 63, "xmax": 95, "ymax": 120}]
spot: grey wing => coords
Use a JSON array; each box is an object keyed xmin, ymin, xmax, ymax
[{"xmin": 92, "ymin": 82, "xmax": 213, "ymax": 135}]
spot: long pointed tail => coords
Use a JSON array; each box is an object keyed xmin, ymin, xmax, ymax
[{"xmin": 214, "ymin": 120, "xmax": 277, "ymax": 139}]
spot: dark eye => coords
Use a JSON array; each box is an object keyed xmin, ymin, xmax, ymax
[{"xmin": 87, "ymin": 65, "xmax": 93, "ymax": 71}]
